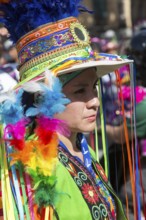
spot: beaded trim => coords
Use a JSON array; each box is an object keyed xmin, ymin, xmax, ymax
[
  {"xmin": 19, "ymin": 43, "xmax": 90, "ymax": 76},
  {"xmin": 20, "ymin": 48, "xmax": 91, "ymax": 80},
  {"xmin": 16, "ymin": 17, "xmax": 77, "ymax": 52},
  {"xmin": 18, "ymin": 30, "xmax": 76, "ymax": 66}
]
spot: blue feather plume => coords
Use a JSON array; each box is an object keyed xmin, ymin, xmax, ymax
[
  {"xmin": 0, "ymin": 89, "xmax": 24, "ymax": 125},
  {"xmin": 0, "ymin": 0, "xmax": 83, "ymax": 43},
  {"xmin": 26, "ymin": 76, "xmax": 70, "ymax": 118}
]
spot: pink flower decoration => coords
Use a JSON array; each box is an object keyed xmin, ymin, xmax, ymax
[{"xmin": 118, "ymin": 86, "xmax": 146, "ymax": 104}]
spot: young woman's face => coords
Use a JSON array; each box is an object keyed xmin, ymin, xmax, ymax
[{"xmin": 55, "ymin": 68, "xmax": 100, "ymax": 133}]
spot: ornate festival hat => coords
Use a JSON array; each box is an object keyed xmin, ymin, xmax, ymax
[{"xmin": 0, "ymin": 0, "xmax": 133, "ymax": 88}]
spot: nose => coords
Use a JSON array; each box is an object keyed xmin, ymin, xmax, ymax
[{"xmin": 86, "ymin": 96, "xmax": 100, "ymax": 110}]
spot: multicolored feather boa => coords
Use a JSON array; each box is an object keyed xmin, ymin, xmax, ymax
[{"xmin": 0, "ymin": 69, "xmax": 70, "ymax": 219}]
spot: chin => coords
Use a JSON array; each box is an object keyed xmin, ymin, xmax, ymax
[
  {"xmin": 80, "ymin": 123, "xmax": 96, "ymax": 133},
  {"xmin": 70, "ymin": 122, "xmax": 96, "ymax": 133}
]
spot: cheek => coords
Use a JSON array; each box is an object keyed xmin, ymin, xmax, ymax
[
  {"xmin": 54, "ymin": 102, "xmax": 83, "ymax": 124},
  {"xmin": 63, "ymin": 103, "xmax": 81, "ymax": 121}
]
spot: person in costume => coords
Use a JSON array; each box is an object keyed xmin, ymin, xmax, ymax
[{"xmin": 0, "ymin": 1, "xmax": 132, "ymax": 220}]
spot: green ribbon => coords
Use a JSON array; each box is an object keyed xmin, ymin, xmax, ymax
[{"xmin": 59, "ymin": 70, "xmax": 83, "ymax": 86}]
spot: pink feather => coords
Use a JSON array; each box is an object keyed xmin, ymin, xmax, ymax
[
  {"xmin": 35, "ymin": 116, "xmax": 70, "ymax": 137},
  {"xmin": 4, "ymin": 119, "xmax": 28, "ymax": 150}
]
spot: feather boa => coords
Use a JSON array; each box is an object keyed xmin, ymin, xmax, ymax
[
  {"xmin": 35, "ymin": 116, "xmax": 70, "ymax": 145},
  {"xmin": 0, "ymin": 89, "xmax": 24, "ymax": 124},
  {"xmin": 0, "ymin": 89, "xmax": 28, "ymax": 150},
  {"xmin": 10, "ymin": 136, "xmax": 58, "ymax": 176},
  {"xmin": 0, "ymin": 0, "xmax": 83, "ymax": 42},
  {"xmin": 10, "ymin": 136, "xmax": 59, "ymax": 208},
  {"xmin": 0, "ymin": 69, "xmax": 70, "ymax": 211},
  {"xmin": 25, "ymin": 72, "xmax": 70, "ymax": 118},
  {"xmin": 4, "ymin": 119, "xmax": 28, "ymax": 150}
]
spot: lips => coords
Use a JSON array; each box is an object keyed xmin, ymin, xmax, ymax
[{"xmin": 86, "ymin": 115, "xmax": 97, "ymax": 122}]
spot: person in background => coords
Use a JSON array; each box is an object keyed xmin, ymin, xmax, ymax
[{"xmin": 101, "ymin": 29, "xmax": 119, "ymax": 55}]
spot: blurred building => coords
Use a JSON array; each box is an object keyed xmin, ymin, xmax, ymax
[
  {"xmin": 78, "ymin": 0, "xmax": 95, "ymax": 32},
  {"xmin": 131, "ymin": 0, "xmax": 146, "ymax": 28},
  {"xmin": 92, "ymin": 0, "xmax": 132, "ymax": 31},
  {"xmin": 79, "ymin": 0, "xmax": 146, "ymax": 34}
]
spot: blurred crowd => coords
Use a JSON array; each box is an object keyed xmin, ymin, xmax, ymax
[
  {"xmin": 90, "ymin": 21, "xmax": 146, "ymax": 220},
  {"xmin": 0, "ymin": 24, "xmax": 19, "ymax": 94}
]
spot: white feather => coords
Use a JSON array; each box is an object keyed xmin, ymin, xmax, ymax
[
  {"xmin": 0, "ymin": 91, "xmax": 16, "ymax": 103},
  {"xmin": 45, "ymin": 68, "xmax": 54, "ymax": 90},
  {"xmin": 22, "ymin": 81, "xmax": 42, "ymax": 93}
]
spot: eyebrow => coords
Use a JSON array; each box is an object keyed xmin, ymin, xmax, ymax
[
  {"xmin": 73, "ymin": 83, "xmax": 88, "ymax": 87},
  {"xmin": 73, "ymin": 77, "xmax": 99, "ymax": 87}
]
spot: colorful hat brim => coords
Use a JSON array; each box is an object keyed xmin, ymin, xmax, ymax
[
  {"xmin": 15, "ymin": 59, "xmax": 133, "ymax": 90},
  {"xmin": 58, "ymin": 59, "xmax": 133, "ymax": 78}
]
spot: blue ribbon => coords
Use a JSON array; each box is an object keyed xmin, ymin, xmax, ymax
[
  {"xmin": 60, "ymin": 133, "xmax": 95, "ymax": 178},
  {"xmin": 77, "ymin": 133, "xmax": 96, "ymax": 178},
  {"xmin": 7, "ymin": 145, "xmax": 25, "ymax": 220}
]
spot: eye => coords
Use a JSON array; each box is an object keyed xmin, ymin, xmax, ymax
[
  {"xmin": 74, "ymin": 88, "xmax": 85, "ymax": 94},
  {"xmin": 93, "ymin": 83, "xmax": 97, "ymax": 89},
  {"xmin": 93, "ymin": 82, "xmax": 99, "ymax": 90},
  {"xmin": 93, "ymin": 83, "xmax": 99, "ymax": 96}
]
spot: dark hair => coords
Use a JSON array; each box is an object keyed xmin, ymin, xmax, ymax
[
  {"xmin": 21, "ymin": 91, "xmax": 35, "ymax": 114},
  {"xmin": 21, "ymin": 91, "xmax": 37, "ymax": 134}
]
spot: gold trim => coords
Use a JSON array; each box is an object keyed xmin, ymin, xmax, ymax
[{"xmin": 70, "ymin": 22, "xmax": 90, "ymax": 46}]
